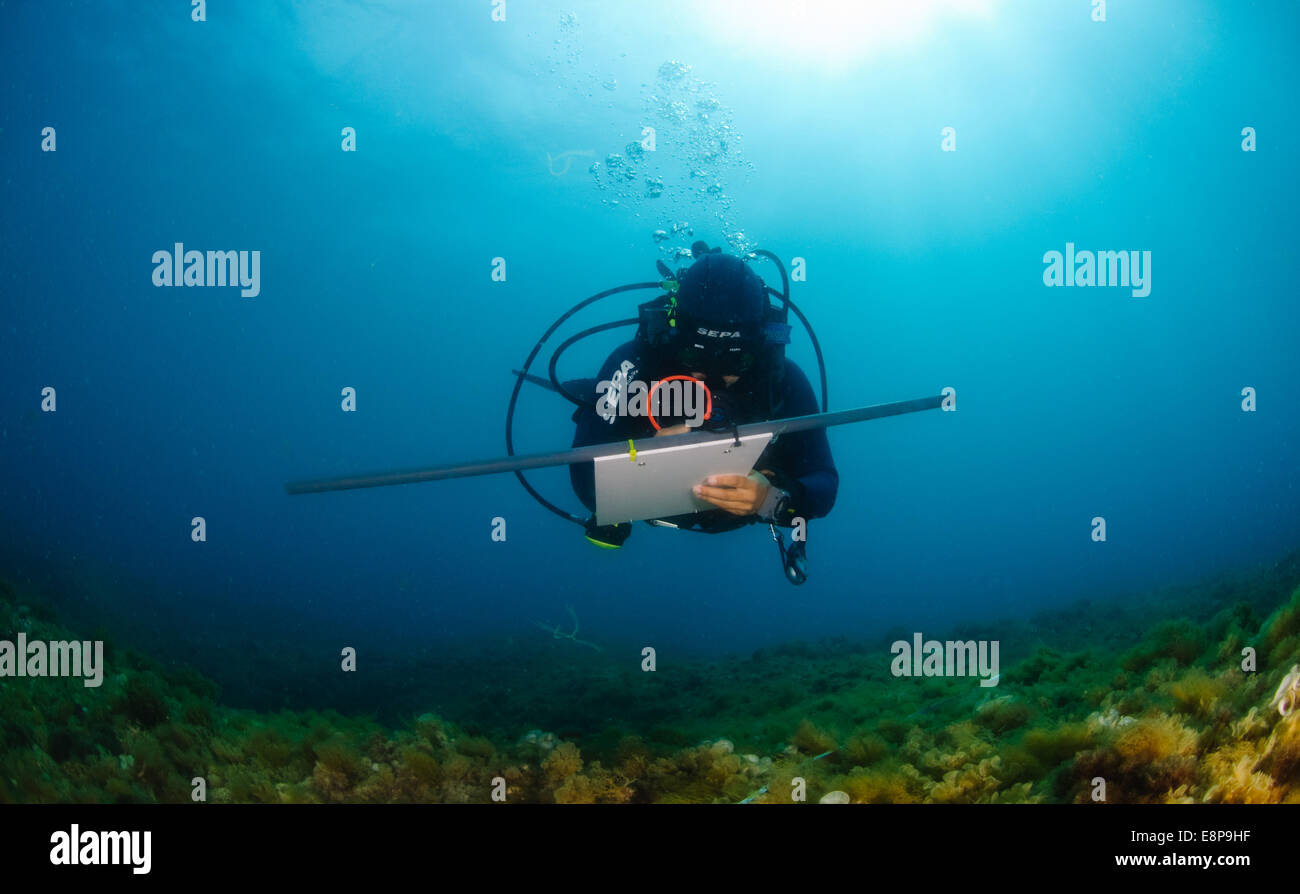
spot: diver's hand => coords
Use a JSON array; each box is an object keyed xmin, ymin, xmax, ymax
[
  {"xmin": 693, "ymin": 471, "xmax": 770, "ymax": 517},
  {"xmin": 653, "ymin": 424, "xmax": 691, "ymax": 437}
]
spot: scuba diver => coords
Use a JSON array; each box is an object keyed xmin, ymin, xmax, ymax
[
  {"xmin": 568, "ymin": 244, "xmax": 838, "ymax": 572},
  {"xmin": 285, "ymin": 241, "xmax": 943, "ymax": 586}
]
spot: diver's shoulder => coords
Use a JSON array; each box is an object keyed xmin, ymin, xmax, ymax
[
  {"xmin": 597, "ymin": 339, "xmax": 645, "ymax": 373},
  {"xmin": 780, "ymin": 357, "xmax": 814, "ymax": 387}
]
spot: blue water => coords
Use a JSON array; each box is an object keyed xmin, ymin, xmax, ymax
[{"xmin": 2, "ymin": 0, "xmax": 1297, "ymax": 704}]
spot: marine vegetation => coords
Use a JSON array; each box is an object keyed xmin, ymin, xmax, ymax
[{"xmin": 2, "ymin": 552, "xmax": 1300, "ymax": 804}]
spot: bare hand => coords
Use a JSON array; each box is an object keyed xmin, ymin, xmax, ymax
[{"xmin": 693, "ymin": 472, "xmax": 770, "ymax": 517}]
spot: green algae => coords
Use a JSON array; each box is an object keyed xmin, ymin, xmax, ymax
[{"xmin": 2, "ymin": 551, "xmax": 1300, "ymax": 803}]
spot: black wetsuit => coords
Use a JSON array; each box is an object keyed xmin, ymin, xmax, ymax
[{"xmin": 569, "ymin": 339, "xmax": 838, "ymax": 534}]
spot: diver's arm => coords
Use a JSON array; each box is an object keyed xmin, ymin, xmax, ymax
[
  {"xmin": 690, "ymin": 363, "xmax": 838, "ymax": 522},
  {"xmin": 764, "ymin": 362, "xmax": 839, "ymax": 523},
  {"xmin": 765, "ymin": 463, "xmax": 837, "ymax": 522}
]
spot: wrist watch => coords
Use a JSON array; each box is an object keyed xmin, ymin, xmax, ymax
[{"xmin": 758, "ymin": 485, "xmax": 791, "ymax": 522}]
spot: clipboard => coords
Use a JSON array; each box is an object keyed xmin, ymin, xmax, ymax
[{"xmin": 593, "ymin": 431, "xmax": 774, "ymax": 525}]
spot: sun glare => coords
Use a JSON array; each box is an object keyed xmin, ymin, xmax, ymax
[{"xmin": 698, "ymin": 0, "xmax": 997, "ymax": 71}]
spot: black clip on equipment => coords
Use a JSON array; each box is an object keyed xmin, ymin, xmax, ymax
[{"xmin": 770, "ymin": 523, "xmax": 808, "ymax": 585}]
